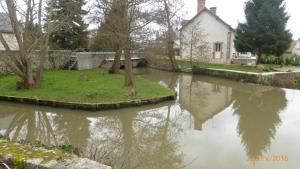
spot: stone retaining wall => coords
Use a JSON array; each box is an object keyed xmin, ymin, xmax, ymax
[
  {"xmin": 0, "ymin": 50, "xmax": 72, "ymax": 75},
  {"xmin": 0, "ymin": 93, "xmax": 176, "ymax": 111},
  {"xmin": 192, "ymin": 67, "xmax": 300, "ymax": 89},
  {"xmin": 0, "ymin": 139, "xmax": 111, "ymax": 169}
]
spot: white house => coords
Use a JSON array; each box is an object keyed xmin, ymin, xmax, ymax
[
  {"xmin": 287, "ymin": 39, "xmax": 300, "ymax": 55},
  {"xmin": 179, "ymin": 0, "xmax": 235, "ymax": 64},
  {"xmin": 0, "ymin": 13, "xmax": 18, "ymax": 51}
]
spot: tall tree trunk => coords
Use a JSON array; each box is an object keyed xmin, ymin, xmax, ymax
[
  {"xmin": 109, "ymin": 48, "xmax": 122, "ymax": 74},
  {"xmin": 256, "ymin": 50, "xmax": 262, "ymax": 65},
  {"xmin": 124, "ymin": 42, "xmax": 137, "ymax": 97},
  {"xmin": 124, "ymin": 47, "xmax": 134, "ymax": 86},
  {"xmin": 24, "ymin": 71, "xmax": 35, "ymax": 89},
  {"xmin": 163, "ymin": 0, "xmax": 178, "ymax": 71},
  {"xmin": 167, "ymin": 39, "xmax": 178, "ymax": 71}
]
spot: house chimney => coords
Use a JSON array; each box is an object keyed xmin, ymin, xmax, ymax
[
  {"xmin": 197, "ymin": 0, "xmax": 206, "ymax": 13},
  {"xmin": 210, "ymin": 7, "xmax": 217, "ymax": 15}
]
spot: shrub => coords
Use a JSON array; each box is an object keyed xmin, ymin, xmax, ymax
[
  {"xmin": 292, "ymin": 55, "xmax": 300, "ymax": 66},
  {"xmin": 256, "ymin": 64, "xmax": 265, "ymax": 72},
  {"xmin": 262, "ymin": 54, "xmax": 300, "ymax": 66}
]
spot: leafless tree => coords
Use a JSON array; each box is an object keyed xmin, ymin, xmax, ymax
[
  {"xmin": 153, "ymin": 0, "xmax": 184, "ymax": 71},
  {"xmin": 0, "ymin": 0, "xmax": 54, "ymax": 89},
  {"xmin": 89, "ymin": 0, "xmax": 127, "ymax": 74},
  {"xmin": 180, "ymin": 22, "xmax": 211, "ymax": 67},
  {"xmin": 122, "ymin": 0, "xmax": 157, "ymax": 92},
  {"xmin": 92, "ymin": 0, "xmax": 156, "ymax": 96}
]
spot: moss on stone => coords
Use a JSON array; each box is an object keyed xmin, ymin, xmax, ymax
[{"xmin": 0, "ymin": 140, "xmax": 74, "ymax": 168}]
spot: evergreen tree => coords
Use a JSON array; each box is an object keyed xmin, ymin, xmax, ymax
[
  {"xmin": 49, "ymin": 0, "xmax": 88, "ymax": 50},
  {"xmin": 235, "ymin": 0, "xmax": 292, "ymax": 64}
]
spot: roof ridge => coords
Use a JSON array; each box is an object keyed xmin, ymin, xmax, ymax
[{"xmin": 179, "ymin": 8, "xmax": 234, "ymax": 31}]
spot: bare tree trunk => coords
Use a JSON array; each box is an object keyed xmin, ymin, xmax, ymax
[
  {"xmin": 167, "ymin": 39, "xmax": 178, "ymax": 71},
  {"xmin": 256, "ymin": 49, "xmax": 262, "ymax": 65},
  {"xmin": 163, "ymin": 0, "xmax": 178, "ymax": 72},
  {"xmin": 1, "ymin": 0, "xmax": 54, "ymax": 89},
  {"xmin": 109, "ymin": 48, "xmax": 122, "ymax": 74},
  {"xmin": 124, "ymin": 43, "xmax": 137, "ymax": 97},
  {"xmin": 124, "ymin": 47, "xmax": 134, "ymax": 86}
]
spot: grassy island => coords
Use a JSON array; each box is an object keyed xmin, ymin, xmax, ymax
[{"xmin": 0, "ymin": 69, "xmax": 173, "ymax": 104}]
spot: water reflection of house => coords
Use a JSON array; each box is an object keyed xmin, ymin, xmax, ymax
[{"xmin": 178, "ymin": 75, "xmax": 233, "ymax": 130}]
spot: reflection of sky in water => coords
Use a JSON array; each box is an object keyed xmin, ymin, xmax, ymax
[{"xmin": 0, "ymin": 69, "xmax": 300, "ymax": 169}]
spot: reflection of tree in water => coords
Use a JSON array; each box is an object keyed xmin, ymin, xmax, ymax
[
  {"xmin": 4, "ymin": 111, "xmax": 58, "ymax": 145},
  {"xmin": 2, "ymin": 108, "xmax": 91, "ymax": 151},
  {"xmin": 89, "ymin": 105, "xmax": 185, "ymax": 169},
  {"xmin": 53, "ymin": 113, "xmax": 90, "ymax": 151},
  {"xmin": 233, "ymin": 87, "xmax": 287, "ymax": 157},
  {"xmin": 136, "ymin": 68, "xmax": 179, "ymax": 89}
]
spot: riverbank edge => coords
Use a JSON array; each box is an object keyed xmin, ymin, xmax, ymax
[
  {"xmin": 0, "ymin": 139, "xmax": 111, "ymax": 169},
  {"xmin": 0, "ymin": 92, "xmax": 176, "ymax": 111},
  {"xmin": 192, "ymin": 66, "xmax": 300, "ymax": 89},
  {"xmin": 148, "ymin": 64, "xmax": 300, "ymax": 89}
]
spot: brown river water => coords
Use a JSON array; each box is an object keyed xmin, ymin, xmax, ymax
[{"xmin": 0, "ymin": 68, "xmax": 299, "ymax": 169}]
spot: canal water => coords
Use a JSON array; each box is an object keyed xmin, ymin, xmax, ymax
[{"xmin": 0, "ymin": 68, "xmax": 299, "ymax": 169}]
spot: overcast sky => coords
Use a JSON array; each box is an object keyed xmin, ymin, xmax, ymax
[{"xmin": 184, "ymin": 0, "xmax": 300, "ymax": 39}]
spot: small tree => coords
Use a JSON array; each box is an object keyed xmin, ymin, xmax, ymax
[
  {"xmin": 154, "ymin": 0, "xmax": 184, "ymax": 71},
  {"xmin": 49, "ymin": 0, "xmax": 88, "ymax": 50},
  {"xmin": 91, "ymin": 0, "xmax": 126, "ymax": 74},
  {"xmin": 91, "ymin": 0, "xmax": 154, "ymax": 96},
  {"xmin": 0, "ymin": 0, "xmax": 54, "ymax": 89},
  {"xmin": 180, "ymin": 22, "xmax": 211, "ymax": 68},
  {"xmin": 235, "ymin": 0, "xmax": 292, "ymax": 64}
]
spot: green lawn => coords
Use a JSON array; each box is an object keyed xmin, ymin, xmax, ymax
[
  {"xmin": 178, "ymin": 61, "xmax": 276, "ymax": 73},
  {"xmin": 0, "ymin": 69, "xmax": 173, "ymax": 103}
]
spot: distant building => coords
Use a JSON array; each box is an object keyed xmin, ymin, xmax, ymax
[
  {"xmin": 287, "ymin": 39, "xmax": 300, "ymax": 55},
  {"xmin": 0, "ymin": 13, "xmax": 18, "ymax": 51},
  {"xmin": 179, "ymin": 0, "xmax": 236, "ymax": 64}
]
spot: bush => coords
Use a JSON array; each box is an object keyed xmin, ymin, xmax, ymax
[
  {"xmin": 256, "ymin": 64, "xmax": 265, "ymax": 72},
  {"xmin": 292, "ymin": 55, "xmax": 300, "ymax": 66},
  {"xmin": 262, "ymin": 54, "xmax": 300, "ymax": 66}
]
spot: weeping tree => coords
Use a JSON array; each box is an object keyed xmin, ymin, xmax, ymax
[
  {"xmin": 0, "ymin": 0, "xmax": 54, "ymax": 89},
  {"xmin": 235, "ymin": 0, "xmax": 292, "ymax": 64}
]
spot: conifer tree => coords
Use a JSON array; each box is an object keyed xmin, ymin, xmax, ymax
[
  {"xmin": 50, "ymin": 0, "xmax": 88, "ymax": 50},
  {"xmin": 235, "ymin": 0, "xmax": 292, "ymax": 64}
]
